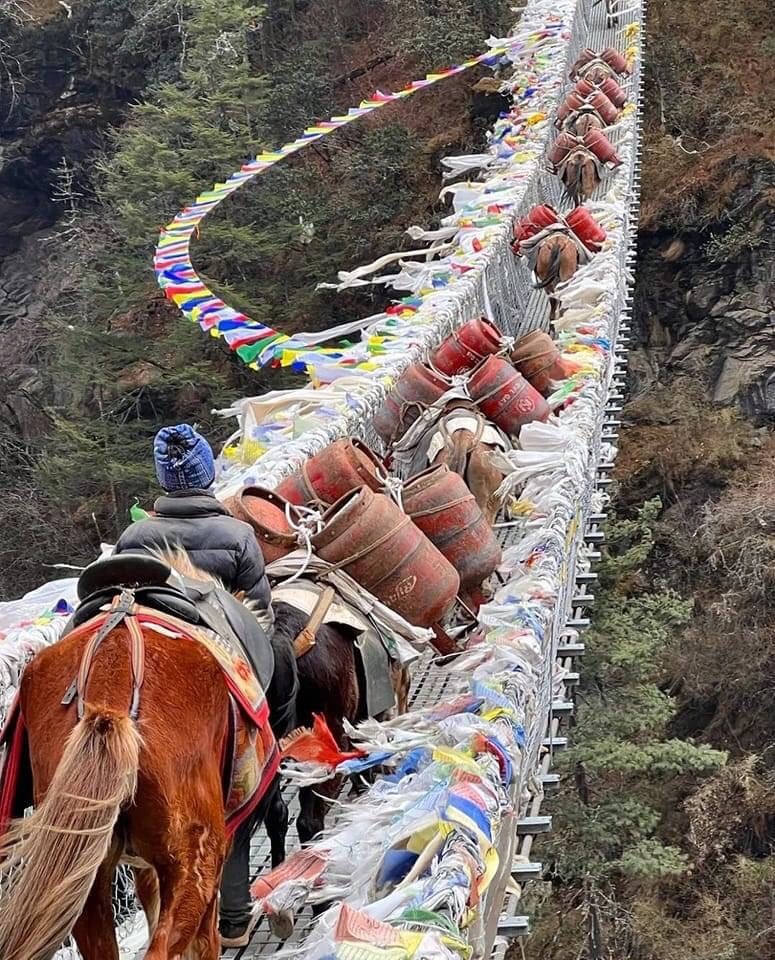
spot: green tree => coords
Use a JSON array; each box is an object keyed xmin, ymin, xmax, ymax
[{"xmin": 542, "ymin": 500, "xmax": 726, "ymax": 887}]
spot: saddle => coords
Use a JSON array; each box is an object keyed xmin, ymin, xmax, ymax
[
  {"xmin": 426, "ymin": 407, "xmax": 510, "ymax": 466},
  {"xmin": 272, "ymin": 579, "xmax": 398, "ymax": 719},
  {"xmin": 69, "ymin": 554, "xmax": 275, "ymax": 693}
]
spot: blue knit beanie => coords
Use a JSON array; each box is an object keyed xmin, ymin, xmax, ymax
[{"xmin": 153, "ymin": 424, "xmax": 215, "ymax": 492}]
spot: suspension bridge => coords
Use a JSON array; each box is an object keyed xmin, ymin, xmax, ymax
[{"xmin": 0, "ymin": 0, "xmax": 644, "ymax": 954}]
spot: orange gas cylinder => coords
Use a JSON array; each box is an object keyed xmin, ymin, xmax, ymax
[
  {"xmin": 224, "ymin": 487, "xmax": 299, "ymax": 563},
  {"xmin": 583, "ymin": 128, "xmax": 622, "ymax": 166},
  {"xmin": 586, "ymin": 89, "xmax": 619, "ymax": 125},
  {"xmin": 510, "ymin": 330, "xmax": 567, "ymax": 396},
  {"xmin": 276, "ymin": 438, "xmax": 385, "ymax": 506},
  {"xmin": 312, "ymin": 485, "xmax": 459, "ymax": 627},
  {"xmin": 403, "ymin": 463, "xmax": 501, "ymax": 594},
  {"xmin": 565, "ymin": 206, "xmax": 607, "ymax": 252},
  {"xmin": 547, "ymin": 131, "xmax": 581, "ymax": 167},
  {"xmin": 601, "ymin": 46, "xmax": 630, "ymax": 75},
  {"xmin": 430, "ymin": 317, "xmax": 502, "ymax": 376},
  {"xmin": 372, "ymin": 363, "xmax": 449, "ymax": 444},
  {"xmin": 468, "ymin": 355, "xmax": 550, "ymax": 435},
  {"xmin": 598, "ymin": 76, "xmax": 627, "ymax": 107}
]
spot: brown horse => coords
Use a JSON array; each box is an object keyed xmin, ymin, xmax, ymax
[
  {"xmin": 430, "ymin": 405, "xmax": 509, "ymax": 527},
  {"xmin": 0, "ymin": 552, "xmax": 405, "ymax": 959},
  {"xmin": 0, "ymin": 609, "xmax": 235, "ymax": 960},
  {"xmin": 558, "ymin": 146, "xmax": 601, "ymax": 204},
  {"xmin": 532, "ymin": 232, "xmax": 580, "ymax": 325}
]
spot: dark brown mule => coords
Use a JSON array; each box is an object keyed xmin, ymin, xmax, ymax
[
  {"xmin": 281, "ymin": 599, "xmax": 409, "ymax": 845},
  {"xmin": 533, "ymin": 232, "xmax": 580, "ymax": 325}
]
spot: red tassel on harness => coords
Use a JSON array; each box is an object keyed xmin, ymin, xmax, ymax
[{"xmin": 280, "ymin": 713, "xmax": 366, "ymax": 766}]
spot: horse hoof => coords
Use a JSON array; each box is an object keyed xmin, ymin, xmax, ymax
[{"xmin": 268, "ymin": 909, "xmax": 296, "ymax": 940}]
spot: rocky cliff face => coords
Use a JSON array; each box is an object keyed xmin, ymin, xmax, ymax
[{"xmin": 632, "ymin": 177, "xmax": 774, "ymax": 422}]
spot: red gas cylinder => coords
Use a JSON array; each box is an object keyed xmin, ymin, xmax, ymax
[
  {"xmin": 587, "ymin": 89, "xmax": 619, "ymax": 125},
  {"xmin": 523, "ymin": 204, "xmax": 561, "ymax": 232},
  {"xmin": 598, "ymin": 76, "xmax": 627, "ymax": 107},
  {"xmin": 224, "ymin": 487, "xmax": 299, "ymax": 563},
  {"xmin": 430, "ymin": 317, "xmax": 502, "ymax": 376},
  {"xmin": 276, "ymin": 438, "xmax": 385, "ymax": 506},
  {"xmin": 512, "ymin": 205, "xmax": 561, "ymax": 253},
  {"xmin": 574, "ymin": 77, "xmax": 596, "ymax": 98},
  {"xmin": 372, "ymin": 363, "xmax": 449, "ymax": 444},
  {"xmin": 555, "ymin": 91, "xmax": 587, "ymax": 126},
  {"xmin": 601, "ymin": 46, "xmax": 630, "ymax": 75},
  {"xmin": 468, "ymin": 355, "xmax": 550, "ymax": 435},
  {"xmin": 312, "ymin": 485, "xmax": 459, "ymax": 627},
  {"xmin": 583, "ymin": 129, "xmax": 622, "ymax": 166},
  {"xmin": 403, "ymin": 463, "xmax": 501, "ymax": 594},
  {"xmin": 547, "ymin": 131, "xmax": 581, "ymax": 167},
  {"xmin": 565, "ymin": 206, "xmax": 607, "ymax": 252},
  {"xmin": 510, "ymin": 330, "xmax": 567, "ymax": 396}
]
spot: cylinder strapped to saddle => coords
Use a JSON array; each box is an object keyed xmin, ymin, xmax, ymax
[
  {"xmin": 511, "ymin": 203, "xmax": 605, "ymax": 263},
  {"xmin": 574, "ymin": 75, "xmax": 628, "ymax": 108},
  {"xmin": 555, "ymin": 89, "xmax": 619, "ymax": 129},
  {"xmin": 547, "ymin": 130, "xmax": 621, "ymax": 179},
  {"xmin": 510, "ymin": 202, "xmax": 563, "ymax": 255},
  {"xmin": 570, "ymin": 46, "xmax": 631, "ymax": 80}
]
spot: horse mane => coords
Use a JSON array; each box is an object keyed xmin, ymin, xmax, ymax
[
  {"xmin": 151, "ymin": 545, "xmax": 259, "ymax": 613},
  {"xmin": 154, "ymin": 545, "xmax": 223, "ymax": 587}
]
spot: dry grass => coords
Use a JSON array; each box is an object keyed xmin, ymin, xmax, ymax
[
  {"xmin": 640, "ymin": 0, "xmax": 774, "ymax": 229},
  {"xmin": 615, "ymin": 381, "xmax": 755, "ymax": 503}
]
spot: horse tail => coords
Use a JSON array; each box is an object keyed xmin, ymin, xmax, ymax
[
  {"xmin": 0, "ymin": 706, "xmax": 140, "ymax": 960},
  {"xmin": 563, "ymin": 155, "xmax": 583, "ymax": 204},
  {"xmin": 534, "ymin": 241, "xmax": 564, "ymax": 289}
]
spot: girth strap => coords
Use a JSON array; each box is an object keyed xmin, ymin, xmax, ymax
[
  {"xmin": 62, "ymin": 588, "xmax": 146, "ymax": 721},
  {"xmin": 293, "ymin": 586, "xmax": 336, "ymax": 659}
]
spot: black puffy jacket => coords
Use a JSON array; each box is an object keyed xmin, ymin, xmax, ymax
[{"xmin": 114, "ymin": 489, "xmax": 271, "ymax": 608}]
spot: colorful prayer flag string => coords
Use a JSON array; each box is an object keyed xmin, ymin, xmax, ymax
[{"xmin": 153, "ymin": 26, "xmax": 568, "ymax": 380}]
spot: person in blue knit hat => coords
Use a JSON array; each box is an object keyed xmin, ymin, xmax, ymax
[
  {"xmin": 114, "ymin": 424, "xmax": 292, "ymax": 947},
  {"xmin": 115, "ymin": 424, "xmax": 271, "ymax": 608}
]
